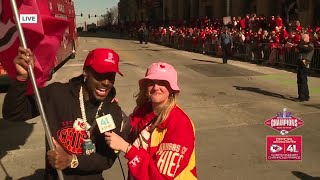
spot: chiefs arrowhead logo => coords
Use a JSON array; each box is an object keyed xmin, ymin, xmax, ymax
[{"xmin": 270, "ymin": 144, "xmax": 283, "ymax": 153}]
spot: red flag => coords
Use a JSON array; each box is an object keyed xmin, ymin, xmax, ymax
[{"xmin": 0, "ymin": 0, "xmax": 68, "ymax": 91}]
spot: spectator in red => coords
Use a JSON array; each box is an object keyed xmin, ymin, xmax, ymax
[
  {"xmin": 239, "ymin": 16, "xmax": 246, "ymax": 30},
  {"xmin": 295, "ymin": 21, "xmax": 303, "ymax": 32},
  {"xmin": 192, "ymin": 29, "xmax": 199, "ymax": 51},
  {"xmin": 199, "ymin": 28, "xmax": 207, "ymax": 53},
  {"xmin": 282, "ymin": 26, "xmax": 289, "ymax": 39},
  {"xmin": 293, "ymin": 30, "xmax": 301, "ymax": 44},
  {"xmin": 270, "ymin": 31, "xmax": 280, "ymax": 47},
  {"xmin": 276, "ymin": 15, "xmax": 283, "ymax": 29},
  {"xmin": 160, "ymin": 27, "xmax": 167, "ymax": 44}
]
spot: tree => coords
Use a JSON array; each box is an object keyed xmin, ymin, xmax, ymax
[{"xmin": 103, "ymin": 6, "xmax": 118, "ymax": 25}]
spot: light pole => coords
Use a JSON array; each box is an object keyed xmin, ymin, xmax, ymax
[{"xmin": 226, "ymin": 0, "xmax": 230, "ymax": 16}]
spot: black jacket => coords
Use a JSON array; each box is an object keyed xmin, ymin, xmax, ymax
[
  {"xmin": 2, "ymin": 75, "xmax": 124, "ymax": 180},
  {"xmin": 298, "ymin": 41, "xmax": 314, "ymax": 62}
]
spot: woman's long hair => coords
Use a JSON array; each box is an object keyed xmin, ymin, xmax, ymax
[{"xmin": 135, "ymin": 82, "xmax": 178, "ymax": 131}]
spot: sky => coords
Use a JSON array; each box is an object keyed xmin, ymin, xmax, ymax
[{"xmin": 73, "ymin": 0, "xmax": 119, "ymax": 27}]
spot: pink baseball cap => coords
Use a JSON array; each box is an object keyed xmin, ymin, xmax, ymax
[
  {"xmin": 139, "ymin": 62, "xmax": 180, "ymax": 91},
  {"xmin": 84, "ymin": 48, "xmax": 123, "ymax": 76}
]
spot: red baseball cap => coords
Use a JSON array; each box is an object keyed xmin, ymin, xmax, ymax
[{"xmin": 84, "ymin": 48, "xmax": 123, "ymax": 76}]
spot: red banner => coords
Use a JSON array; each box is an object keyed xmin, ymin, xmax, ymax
[{"xmin": 0, "ymin": 0, "xmax": 68, "ymax": 92}]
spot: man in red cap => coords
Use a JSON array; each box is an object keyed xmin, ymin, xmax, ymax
[{"xmin": 2, "ymin": 47, "xmax": 127, "ymax": 179}]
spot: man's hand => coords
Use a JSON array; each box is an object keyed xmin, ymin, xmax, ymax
[
  {"xmin": 47, "ymin": 138, "xmax": 73, "ymax": 170},
  {"xmin": 302, "ymin": 59, "xmax": 307, "ymax": 65},
  {"xmin": 14, "ymin": 47, "xmax": 35, "ymax": 81}
]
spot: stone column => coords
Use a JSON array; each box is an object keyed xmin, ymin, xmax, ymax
[
  {"xmin": 178, "ymin": 0, "xmax": 184, "ymax": 20},
  {"xmin": 256, "ymin": 0, "xmax": 269, "ymax": 16},
  {"xmin": 211, "ymin": 0, "xmax": 225, "ymax": 17},
  {"xmin": 297, "ymin": 0, "xmax": 314, "ymax": 26},
  {"xmin": 190, "ymin": 0, "xmax": 200, "ymax": 18},
  {"xmin": 230, "ymin": 0, "xmax": 244, "ymax": 17},
  {"xmin": 257, "ymin": 0, "xmax": 280, "ymax": 17},
  {"xmin": 162, "ymin": 0, "xmax": 168, "ymax": 22}
]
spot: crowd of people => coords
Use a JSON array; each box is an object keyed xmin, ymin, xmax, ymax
[
  {"xmin": 116, "ymin": 13, "xmax": 317, "ymax": 100},
  {"xmin": 117, "ymin": 14, "xmax": 320, "ymax": 68}
]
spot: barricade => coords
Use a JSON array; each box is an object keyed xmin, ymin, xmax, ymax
[
  {"xmin": 145, "ymin": 32, "xmax": 320, "ymax": 72},
  {"xmin": 311, "ymin": 46, "xmax": 320, "ymax": 71}
]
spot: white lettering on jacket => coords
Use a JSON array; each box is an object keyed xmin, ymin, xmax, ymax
[
  {"xmin": 156, "ymin": 143, "xmax": 187, "ymax": 177},
  {"xmin": 129, "ymin": 155, "xmax": 141, "ymax": 168}
]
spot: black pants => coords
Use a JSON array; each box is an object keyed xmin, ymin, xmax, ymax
[
  {"xmin": 222, "ymin": 43, "xmax": 231, "ymax": 63},
  {"xmin": 138, "ymin": 33, "xmax": 144, "ymax": 44},
  {"xmin": 144, "ymin": 35, "xmax": 148, "ymax": 44},
  {"xmin": 297, "ymin": 60, "xmax": 309, "ymax": 100}
]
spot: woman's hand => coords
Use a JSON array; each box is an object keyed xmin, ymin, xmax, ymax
[
  {"xmin": 14, "ymin": 47, "xmax": 35, "ymax": 80},
  {"xmin": 105, "ymin": 132, "xmax": 130, "ymax": 153}
]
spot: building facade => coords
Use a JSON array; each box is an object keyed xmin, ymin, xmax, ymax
[{"xmin": 118, "ymin": 0, "xmax": 319, "ymax": 26}]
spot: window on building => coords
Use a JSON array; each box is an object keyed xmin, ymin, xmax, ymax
[{"xmin": 205, "ymin": 5, "xmax": 212, "ymax": 18}]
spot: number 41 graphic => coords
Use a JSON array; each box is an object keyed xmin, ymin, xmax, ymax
[
  {"xmin": 100, "ymin": 118, "xmax": 109, "ymax": 125},
  {"xmin": 286, "ymin": 145, "xmax": 298, "ymax": 152}
]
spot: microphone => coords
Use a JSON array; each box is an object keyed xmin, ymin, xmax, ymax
[{"xmin": 96, "ymin": 114, "xmax": 119, "ymax": 153}]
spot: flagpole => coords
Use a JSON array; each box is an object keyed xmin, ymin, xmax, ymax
[{"xmin": 9, "ymin": 0, "xmax": 64, "ymax": 179}]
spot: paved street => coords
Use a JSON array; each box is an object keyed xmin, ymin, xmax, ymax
[{"xmin": 0, "ymin": 31, "xmax": 320, "ymax": 180}]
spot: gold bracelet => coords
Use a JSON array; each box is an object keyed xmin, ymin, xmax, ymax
[
  {"xmin": 125, "ymin": 144, "xmax": 131, "ymax": 154},
  {"xmin": 16, "ymin": 75, "xmax": 28, "ymax": 82}
]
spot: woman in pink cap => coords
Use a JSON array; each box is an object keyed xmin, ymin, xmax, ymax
[{"xmin": 105, "ymin": 62, "xmax": 197, "ymax": 180}]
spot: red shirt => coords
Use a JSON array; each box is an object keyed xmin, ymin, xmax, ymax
[
  {"xmin": 200, "ymin": 31, "xmax": 206, "ymax": 40},
  {"xmin": 270, "ymin": 35, "xmax": 280, "ymax": 49},
  {"xmin": 296, "ymin": 26, "xmax": 302, "ymax": 32},
  {"xmin": 293, "ymin": 34, "xmax": 301, "ymax": 44},
  {"xmin": 239, "ymin": 19, "xmax": 246, "ymax": 29},
  {"xmin": 276, "ymin": 18, "xmax": 283, "ymax": 28}
]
